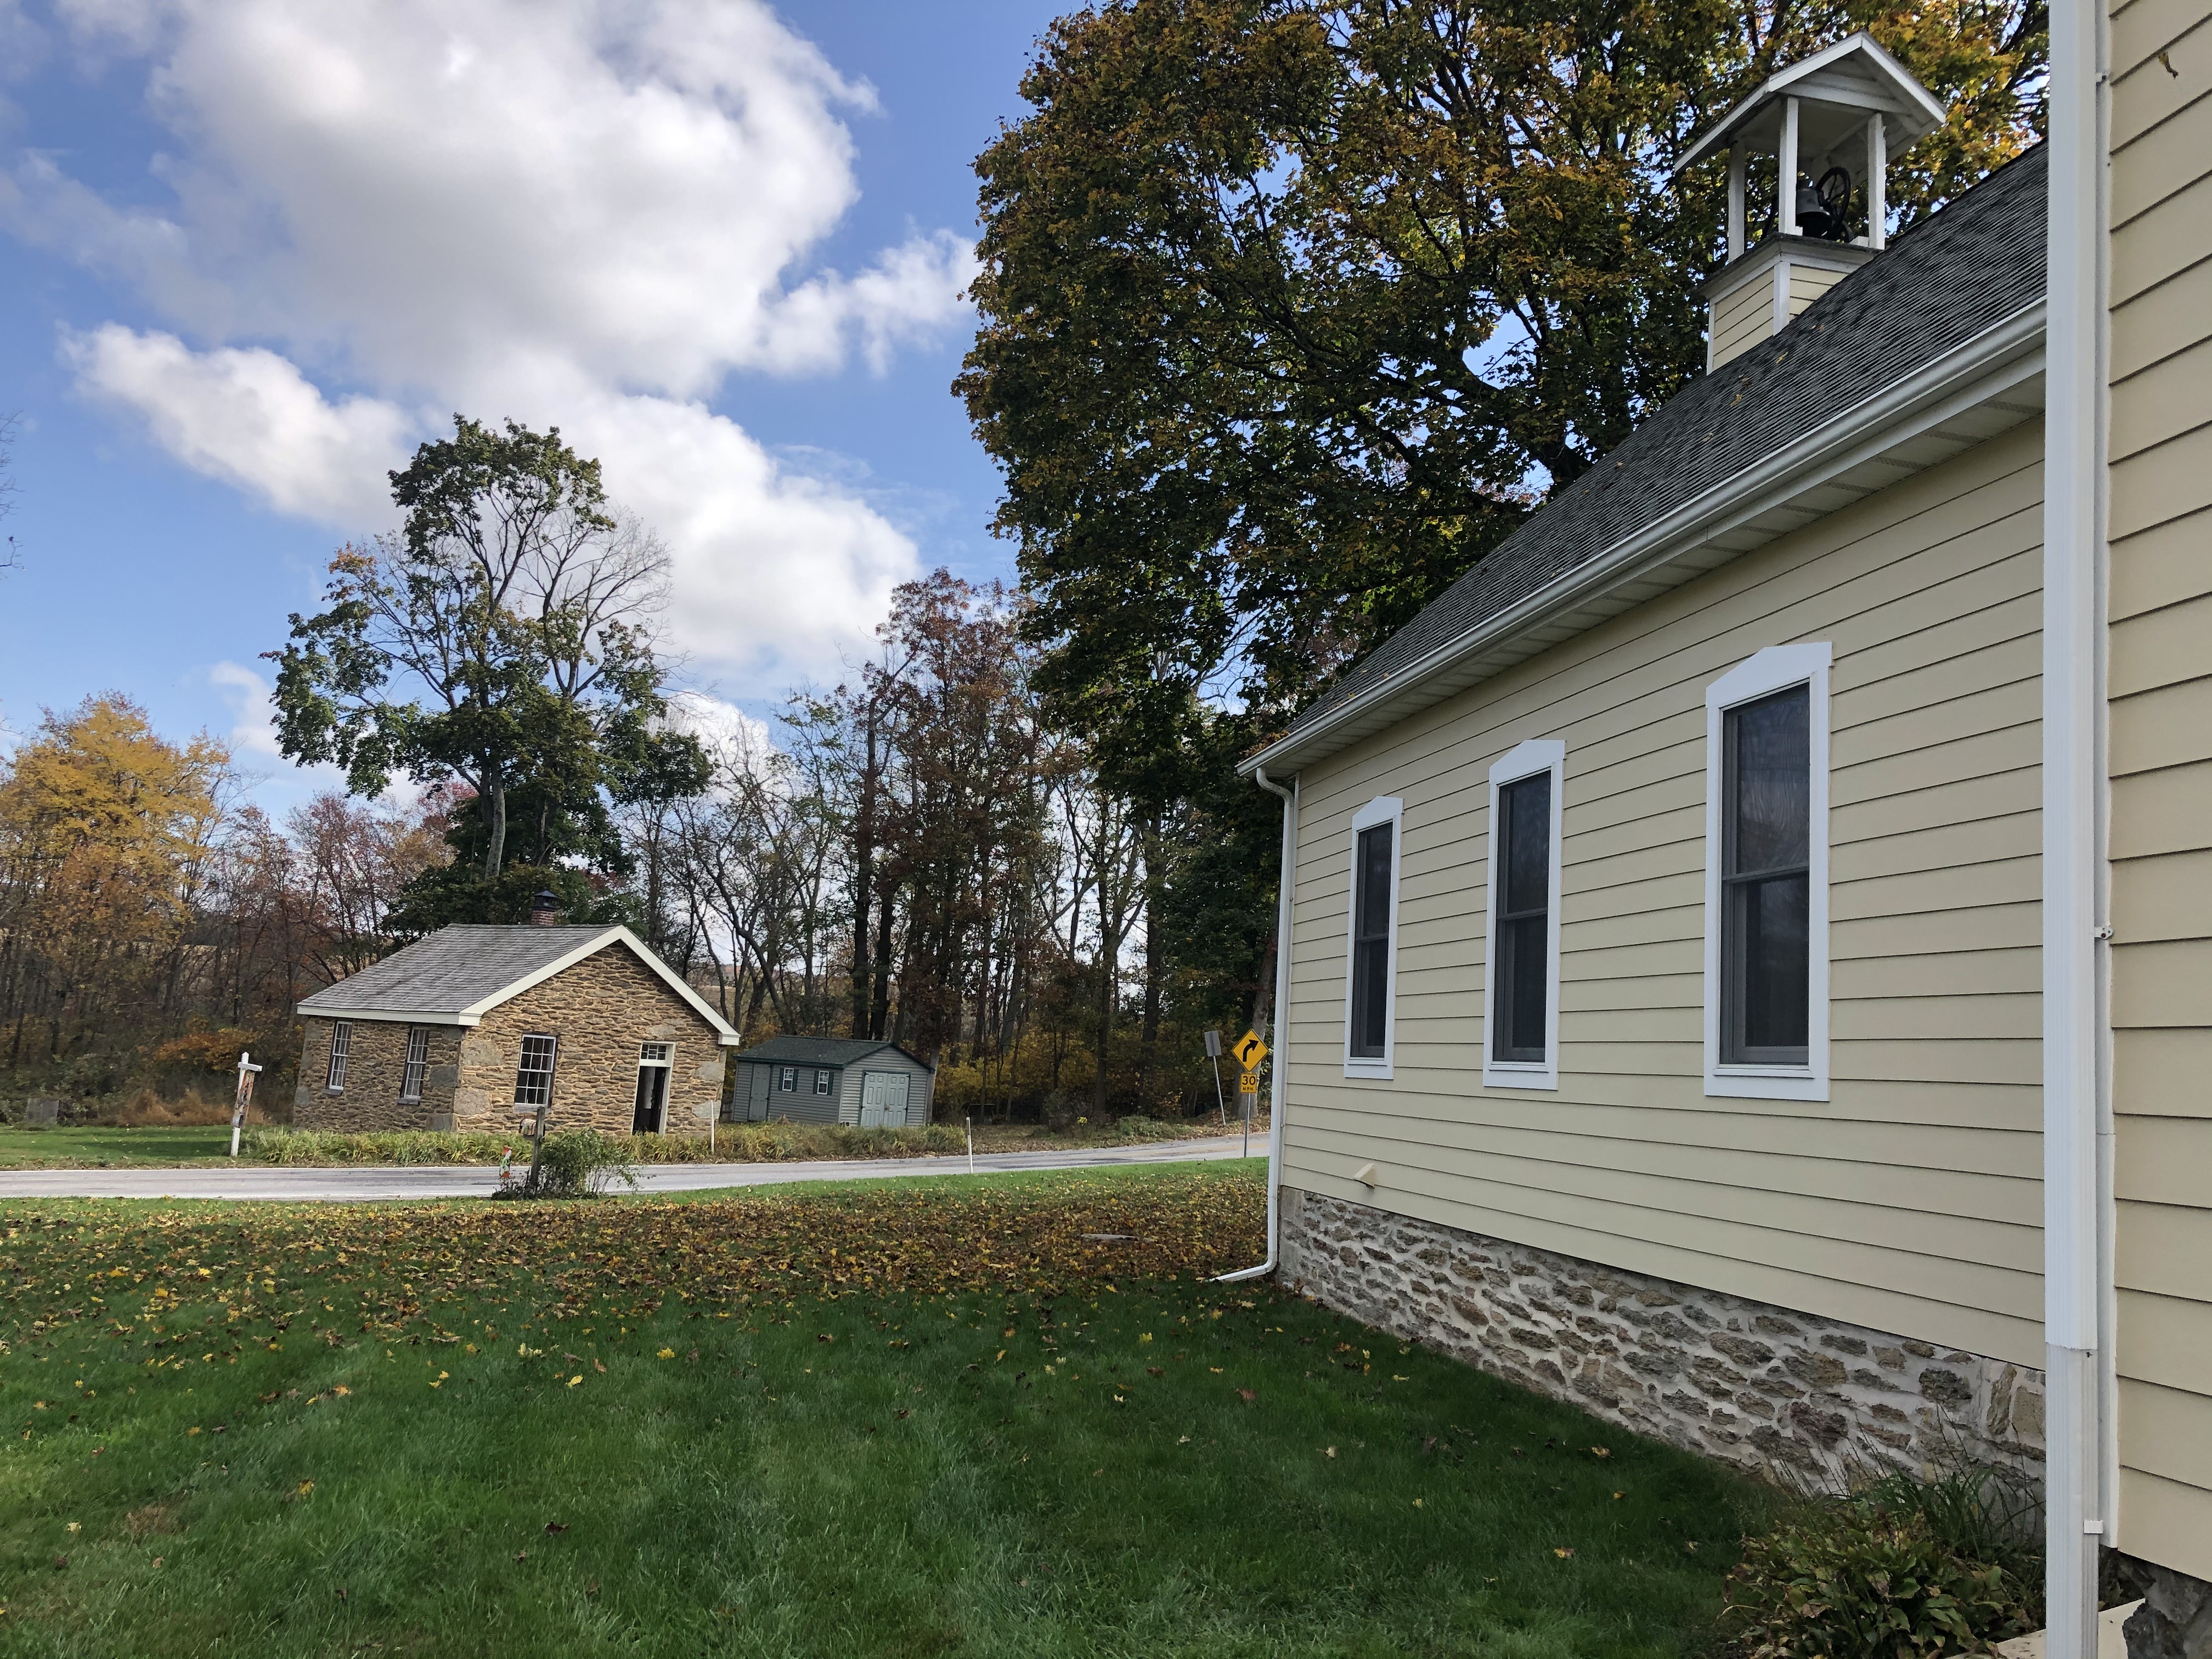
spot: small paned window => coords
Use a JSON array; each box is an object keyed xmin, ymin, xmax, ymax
[
  {"xmin": 514, "ymin": 1034, "xmax": 558, "ymax": 1108},
  {"xmin": 1492, "ymin": 771, "xmax": 1553, "ymax": 1064},
  {"xmin": 1722, "ymin": 686, "xmax": 1812, "ymax": 1065},
  {"xmin": 778, "ymin": 1065, "xmax": 798, "ymax": 1092},
  {"xmin": 398, "ymin": 1026, "xmax": 430, "ymax": 1102},
  {"xmin": 639, "ymin": 1042, "xmax": 673, "ymax": 1066},
  {"xmin": 1348, "ymin": 820, "xmax": 1395, "ymax": 1060},
  {"xmin": 325, "ymin": 1022, "xmax": 352, "ymax": 1092},
  {"xmin": 813, "ymin": 1069, "xmax": 833, "ymax": 1096}
]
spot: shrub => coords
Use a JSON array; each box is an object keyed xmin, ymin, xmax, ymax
[
  {"xmin": 526, "ymin": 1131, "xmax": 637, "ymax": 1198},
  {"xmin": 1724, "ymin": 1468, "xmax": 2041, "ymax": 1659}
]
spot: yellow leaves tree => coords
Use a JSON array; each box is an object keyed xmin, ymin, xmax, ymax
[{"xmin": 0, "ymin": 696, "xmax": 232, "ymax": 1066}]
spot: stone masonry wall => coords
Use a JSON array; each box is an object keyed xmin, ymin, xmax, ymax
[
  {"xmin": 294, "ymin": 1018, "xmax": 461, "ymax": 1132},
  {"xmin": 460, "ymin": 946, "xmax": 725, "ymax": 1137},
  {"xmin": 1281, "ymin": 1187, "xmax": 2045, "ymax": 1489}
]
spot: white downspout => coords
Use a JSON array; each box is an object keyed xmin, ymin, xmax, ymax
[
  {"xmin": 2044, "ymin": 0, "xmax": 2112, "ymax": 1647},
  {"xmin": 1217, "ymin": 765, "xmax": 1296, "ymax": 1283}
]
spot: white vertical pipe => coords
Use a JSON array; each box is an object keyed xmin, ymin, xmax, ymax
[
  {"xmin": 1726, "ymin": 144, "xmax": 1747, "ymax": 259},
  {"xmin": 1866, "ymin": 116, "xmax": 1887, "ymax": 250},
  {"xmin": 2044, "ymin": 0, "xmax": 2111, "ymax": 1647},
  {"xmin": 1217, "ymin": 768, "xmax": 1296, "ymax": 1283},
  {"xmin": 1778, "ymin": 98, "xmax": 1800, "ymax": 235}
]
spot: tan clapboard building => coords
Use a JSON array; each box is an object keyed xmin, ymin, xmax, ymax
[
  {"xmin": 294, "ymin": 923, "xmax": 741, "ymax": 1138},
  {"xmin": 1237, "ymin": 29, "xmax": 2209, "ymax": 1652}
]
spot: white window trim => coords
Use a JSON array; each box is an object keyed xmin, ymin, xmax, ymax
[
  {"xmin": 325, "ymin": 1021, "xmax": 352, "ymax": 1093},
  {"xmin": 1342, "ymin": 795, "xmax": 1404, "ymax": 1080},
  {"xmin": 1703, "ymin": 641, "xmax": 1832, "ymax": 1102},
  {"xmin": 398, "ymin": 1025, "xmax": 430, "ymax": 1103},
  {"xmin": 1483, "ymin": 739, "xmax": 1565, "ymax": 1091}
]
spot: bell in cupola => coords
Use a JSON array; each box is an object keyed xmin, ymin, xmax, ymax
[{"xmin": 1671, "ymin": 33, "xmax": 1949, "ymax": 369}]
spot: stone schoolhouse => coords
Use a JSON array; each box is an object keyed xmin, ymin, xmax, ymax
[{"xmin": 294, "ymin": 923, "xmax": 740, "ymax": 1137}]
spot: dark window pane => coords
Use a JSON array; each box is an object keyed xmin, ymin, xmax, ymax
[
  {"xmin": 1501, "ymin": 774, "xmax": 1551, "ymax": 916},
  {"xmin": 1495, "ymin": 915, "xmax": 1548, "ymax": 1061},
  {"xmin": 1350, "ymin": 821, "xmax": 1393, "ymax": 1057},
  {"xmin": 1728, "ymin": 686, "xmax": 1810, "ymax": 876},
  {"xmin": 1355, "ymin": 823, "xmax": 1393, "ymax": 941},
  {"xmin": 1741, "ymin": 873, "xmax": 1810, "ymax": 1052},
  {"xmin": 1351, "ymin": 938, "xmax": 1390, "ymax": 1056}
]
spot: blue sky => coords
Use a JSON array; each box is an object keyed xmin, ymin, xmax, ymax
[{"xmin": 0, "ymin": 0, "xmax": 1063, "ymax": 804}]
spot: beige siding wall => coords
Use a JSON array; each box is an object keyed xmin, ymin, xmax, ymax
[
  {"xmin": 1785, "ymin": 262, "xmax": 1847, "ymax": 317},
  {"xmin": 2107, "ymin": 0, "xmax": 2212, "ymax": 1582},
  {"xmin": 1283, "ymin": 422, "xmax": 2045, "ymax": 1368},
  {"xmin": 1708, "ymin": 275, "xmax": 1773, "ymax": 368}
]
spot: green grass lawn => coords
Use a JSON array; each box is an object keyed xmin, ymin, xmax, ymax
[
  {"xmin": 0, "ymin": 1167, "xmax": 1771, "ymax": 1657},
  {"xmin": 0, "ymin": 1127, "xmax": 236, "ymax": 1169}
]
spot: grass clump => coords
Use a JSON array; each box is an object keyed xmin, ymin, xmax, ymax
[{"xmin": 1724, "ymin": 1466, "xmax": 2042, "ymax": 1658}]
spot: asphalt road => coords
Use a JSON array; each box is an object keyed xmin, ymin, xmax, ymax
[{"xmin": 0, "ymin": 1135, "xmax": 1259, "ymax": 1203}]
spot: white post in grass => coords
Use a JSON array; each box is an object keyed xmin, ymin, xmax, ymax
[
  {"xmin": 229, "ymin": 1052, "xmax": 262, "ymax": 1158},
  {"xmin": 966, "ymin": 1116, "xmax": 975, "ymax": 1176}
]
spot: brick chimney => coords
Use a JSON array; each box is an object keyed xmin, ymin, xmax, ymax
[
  {"xmin": 529, "ymin": 889, "xmax": 561, "ymax": 927},
  {"xmin": 1673, "ymin": 34, "xmax": 1948, "ymax": 370}
]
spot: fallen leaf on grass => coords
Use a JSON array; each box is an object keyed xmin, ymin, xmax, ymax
[
  {"xmin": 1554, "ymin": 1548, "xmax": 1575, "ymax": 1558},
  {"xmin": 1235, "ymin": 1388, "xmax": 1255, "ymax": 1402},
  {"xmin": 544, "ymin": 1522, "xmax": 567, "ymax": 1535}
]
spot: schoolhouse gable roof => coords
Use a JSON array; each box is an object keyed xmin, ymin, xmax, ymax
[
  {"xmin": 296, "ymin": 924, "xmax": 741, "ymax": 1045},
  {"xmin": 1249, "ymin": 144, "xmax": 2047, "ymax": 778}
]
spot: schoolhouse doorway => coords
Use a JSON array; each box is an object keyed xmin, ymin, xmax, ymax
[{"xmin": 634, "ymin": 1042, "xmax": 673, "ymax": 1133}]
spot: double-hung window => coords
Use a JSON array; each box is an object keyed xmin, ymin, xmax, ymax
[
  {"xmin": 1484, "ymin": 740, "xmax": 1564, "ymax": 1089},
  {"xmin": 812, "ymin": 1069, "xmax": 833, "ymax": 1096},
  {"xmin": 778, "ymin": 1065, "xmax": 798, "ymax": 1093},
  {"xmin": 1704, "ymin": 642, "xmax": 1830, "ymax": 1100},
  {"xmin": 325, "ymin": 1022, "xmax": 352, "ymax": 1092},
  {"xmin": 1344, "ymin": 796, "xmax": 1402, "ymax": 1077},
  {"xmin": 514, "ymin": 1034, "xmax": 558, "ymax": 1109},
  {"xmin": 398, "ymin": 1026, "xmax": 430, "ymax": 1103}
]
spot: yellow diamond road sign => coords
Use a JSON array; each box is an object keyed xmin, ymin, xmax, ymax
[{"xmin": 1232, "ymin": 1030, "xmax": 1268, "ymax": 1070}]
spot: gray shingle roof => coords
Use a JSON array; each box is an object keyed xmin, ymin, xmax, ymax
[
  {"xmin": 1280, "ymin": 144, "xmax": 2047, "ymax": 747},
  {"xmin": 296, "ymin": 926, "xmax": 622, "ymax": 1017},
  {"xmin": 731, "ymin": 1036, "xmax": 929, "ymax": 1069}
]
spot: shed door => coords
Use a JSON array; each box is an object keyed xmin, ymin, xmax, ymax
[{"xmin": 858, "ymin": 1071, "xmax": 910, "ymax": 1128}]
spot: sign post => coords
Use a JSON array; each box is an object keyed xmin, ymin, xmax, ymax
[
  {"xmin": 1203, "ymin": 1030, "xmax": 1228, "ymax": 1125},
  {"xmin": 229, "ymin": 1052, "xmax": 262, "ymax": 1158},
  {"xmin": 515, "ymin": 1103, "xmax": 551, "ymax": 1194},
  {"xmin": 1230, "ymin": 1030, "xmax": 1268, "ymax": 1158}
]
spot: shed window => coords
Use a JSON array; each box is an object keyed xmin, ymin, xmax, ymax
[
  {"xmin": 778, "ymin": 1065, "xmax": 798, "ymax": 1093},
  {"xmin": 399, "ymin": 1026, "xmax": 430, "ymax": 1103},
  {"xmin": 1343, "ymin": 795, "xmax": 1402, "ymax": 1075},
  {"xmin": 1722, "ymin": 687, "xmax": 1812, "ymax": 1064},
  {"xmin": 325, "ymin": 1022, "xmax": 352, "ymax": 1092},
  {"xmin": 514, "ymin": 1034, "xmax": 558, "ymax": 1108},
  {"xmin": 813, "ymin": 1069, "xmax": 833, "ymax": 1096}
]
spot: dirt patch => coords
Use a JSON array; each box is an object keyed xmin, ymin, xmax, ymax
[{"xmin": 124, "ymin": 1502, "xmax": 181, "ymax": 1538}]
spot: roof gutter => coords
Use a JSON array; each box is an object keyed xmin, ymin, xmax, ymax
[
  {"xmin": 2041, "ymin": 0, "xmax": 2112, "ymax": 1647},
  {"xmin": 1243, "ymin": 295, "xmax": 2046, "ymax": 780}
]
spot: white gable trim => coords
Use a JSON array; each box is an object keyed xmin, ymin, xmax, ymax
[{"xmin": 454, "ymin": 926, "xmax": 743, "ymax": 1044}]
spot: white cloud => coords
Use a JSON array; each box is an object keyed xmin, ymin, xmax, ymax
[
  {"xmin": 207, "ymin": 658, "xmax": 286, "ymax": 758},
  {"xmin": 7, "ymin": 0, "xmax": 975, "ymax": 693},
  {"xmin": 67, "ymin": 326, "xmax": 411, "ymax": 523}
]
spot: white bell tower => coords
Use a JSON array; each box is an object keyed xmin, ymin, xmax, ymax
[{"xmin": 1673, "ymin": 34, "xmax": 1948, "ymax": 370}]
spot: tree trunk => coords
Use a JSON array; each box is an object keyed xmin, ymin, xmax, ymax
[{"xmin": 483, "ymin": 770, "xmax": 510, "ymax": 881}]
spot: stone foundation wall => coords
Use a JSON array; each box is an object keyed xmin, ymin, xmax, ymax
[{"xmin": 1280, "ymin": 1186, "xmax": 2045, "ymax": 1489}]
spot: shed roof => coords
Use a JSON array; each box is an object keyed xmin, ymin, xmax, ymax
[
  {"xmin": 1252, "ymin": 144, "xmax": 2046, "ymax": 774},
  {"xmin": 296, "ymin": 924, "xmax": 741, "ymax": 1043},
  {"xmin": 731, "ymin": 1035, "xmax": 932, "ymax": 1069}
]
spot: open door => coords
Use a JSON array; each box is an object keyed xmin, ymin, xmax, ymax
[
  {"xmin": 634, "ymin": 1042, "xmax": 673, "ymax": 1133},
  {"xmin": 858, "ymin": 1070, "xmax": 910, "ymax": 1128}
]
